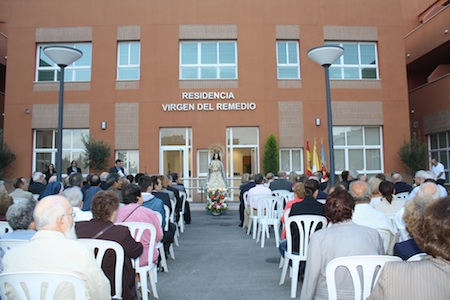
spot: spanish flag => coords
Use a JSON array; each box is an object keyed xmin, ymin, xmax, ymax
[{"xmin": 306, "ymin": 140, "xmax": 312, "ymax": 177}]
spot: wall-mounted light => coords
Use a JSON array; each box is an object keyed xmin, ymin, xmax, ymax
[
  {"xmin": 315, "ymin": 118, "xmax": 321, "ymax": 126},
  {"xmin": 25, "ymin": 108, "xmax": 30, "ymax": 114},
  {"xmin": 444, "ymin": 29, "xmax": 448, "ymax": 34},
  {"xmin": 406, "ymin": 53, "xmax": 411, "ymax": 58},
  {"xmin": 101, "ymin": 121, "xmax": 107, "ymax": 130}
]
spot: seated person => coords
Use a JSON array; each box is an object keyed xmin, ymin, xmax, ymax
[
  {"xmin": 393, "ymin": 182, "xmax": 441, "ymax": 260},
  {"xmin": 115, "ymin": 184, "xmax": 163, "ymax": 266},
  {"xmin": 2, "ymin": 199, "xmax": 37, "ymax": 240},
  {"xmin": 373, "ymin": 180, "xmax": 405, "ymax": 214},
  {"xmin": 279, "ymin": 179, "xmax": 325, "ymax": 257},
  {"xmin": 2, "ymin": 195, "xmax": 110, "ymax": 299},
  {"xmin": 369, "ymin": 196, "xmax": 450, "ymax": 299},
  {"xmin": 280, "ymin": 182, "xmax": 305, "ymax": 239},
  {"xmin": 299, "ymin": 190, "xmax": 384, "ymax": 300},
  {"xmin": 76, "ymin": 191, "xmax": 143, "ymax": 300}
]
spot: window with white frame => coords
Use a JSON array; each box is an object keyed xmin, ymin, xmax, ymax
[
  {"xmin": 326, "ymin": 42, "xmax": 378, "ymax": 80},
  {"xmin": 180, "ymin": 41, "xmax": 237, "ymax": 80},
  {"xmin": 116, "ymin": 150, "xmax": 139, "ymax": 175},
  {"xmin": 429, "ymin": 131, "xmax": 449, "ymax": 184},
  {"xmin": 333, "ymin": 126, "xmax": 383, "ymax": 175},
  {"xmin": 36, "ymin": 43, "xmax": 92, "ymax": 82},
  {"xmin": 280, "ymin": 148, "xmax": 303, "ymax": 174},
  {"xmin": 33, "ymin": 129, "xmax": 89, "ymax": 174},
  {"xmin": 276, "ymin": 41, "xmax": 300, "ymax": 79},
  {"xmin": 117, "ymin": 41, "xmax": 140, "ymax": 80},
  {"xmin": 197, "ymin": 150, "xmax": 210, "ymax": 177}
]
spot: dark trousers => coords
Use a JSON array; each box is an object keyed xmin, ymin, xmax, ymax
[{"xmin": 162, "ymin": 222, "xmax": 176, "ymax": 253}]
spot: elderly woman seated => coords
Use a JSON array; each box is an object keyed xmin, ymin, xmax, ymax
[
  {"xmin": 369, "ymin": 196, "xmax": 450, "ymax": 299},
  {"xmin": 76, "ymin": 191, "xmax": 143, "ymax": 300},
  {"xmin": 299, "ymin": 190, "xmax": 384, "ymax": 300},
  {"xmin": 2, "ymin": 199, "xmax": 37, "ymax": 240}
]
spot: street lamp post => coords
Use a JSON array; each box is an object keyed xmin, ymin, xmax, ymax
[
  {"xmin": 43, "ymin": 46, "xmax": 83, "ymax": 183},
  {"xmin": 307, "ymin": 45, "xmax": 344, "ymax": 187}
]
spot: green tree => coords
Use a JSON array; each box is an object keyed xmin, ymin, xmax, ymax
[
  {"xmin": 0, "ymin": 129, "xmax": 16, "ymax": 178},
  {"xmin": 399, "ymin": 132, "xmax": 428, "ymax": 176},
  {"xmin": 263, "ymin": 134, "xmax": 279, "ymax": 175},
  {"xmin": 81, "ymin": 134, "xmax": 111, "ymax": 173}
]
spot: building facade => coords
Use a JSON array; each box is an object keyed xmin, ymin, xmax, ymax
[
  {"xmin": 1, "ymin": 0, "xmax": 411, "ymax": 198},
  {"xmin": 402, "ymin": 0, "xmax": 450, "ymax": 184}
]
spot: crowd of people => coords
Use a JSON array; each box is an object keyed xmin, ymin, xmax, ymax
[
  {"xmin": 0, "ymin": 159, "xmax": 191, "ymax": 299},
  {"xmin": 239, "ymin": 165, "xmax": 449, "ymax": 299},
  {"xmin": 0, "ymin": 157, "xmax": 448, "ymax": 299}
]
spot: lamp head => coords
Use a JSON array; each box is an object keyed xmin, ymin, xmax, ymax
[
  {"xmin": 43, "ymin": 46, "xmax": 83, "ymax": 67},
  {"xmin": 307, "ymin": 45, "xmax": 344, "ymax": 67}
]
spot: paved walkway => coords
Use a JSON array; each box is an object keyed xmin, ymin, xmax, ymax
[{"xmin": 156, "ymin": 204, "xmax": 298, "ymax": 299}]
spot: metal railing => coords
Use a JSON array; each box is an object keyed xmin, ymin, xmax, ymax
[{"xmin": 179, "ymin": 177, "xmax": 242, "ymax": 203}]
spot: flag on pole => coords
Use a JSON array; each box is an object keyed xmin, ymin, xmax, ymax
[
  {"xmin": 306, "ymin": 140, "xmax": 312, "ymax": 177},
  {"xmin": 313, "ymin": 138, "xmax": 320, "ymax": 173},
  {"xmin": 321, "ymin": 138, "xmax": 328, "ymax": 180}
]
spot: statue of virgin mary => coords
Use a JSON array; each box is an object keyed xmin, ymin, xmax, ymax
[{"xmin": 206, "ymin": 144, "xmax": 228, "ymax": 191}]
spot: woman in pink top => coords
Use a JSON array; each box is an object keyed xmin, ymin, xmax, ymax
[
  {"xmin": 115, "ymin": 184, "xmax": 163, "ymax": 266},
  {"xmin": 281, "ymin": 183, "xmax": 305, "ymax": 239}
]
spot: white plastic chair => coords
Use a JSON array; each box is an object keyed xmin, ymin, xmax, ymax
[
  {"xmin": 0, "ymin": 239, "xmax": 26, "ymax": 258},
  {"xmin": 163, "ymin": 204, "xmax": 175, "ymax": 259},
  {"xmin": 0, "ymin": 271, "xmax": 86, "ymax": 300},
  {"xmin": 255, "ymin": 195, "xmax": 281, "ymax": 248},
  {"xmin": 407, "ymin": 252, "xmax": 427, "ymax": 261},
  {"xmin": 169, "ymin": 198, "xmax": 180, "ymax": 246},
  {"xmin": 116, "ymin": 222, "xmax": 159, "ymax": 299},
  {"xmin": 247, "ymin": 194, "xmax": 270, "ymax": 239},
  {"xmin": 272, "ymin": 190, "xmax": 294, "ymax": 217},
  {"xmin": 376, "ymin": 228, "xmax": 392, "ymax": 253},
  {"xmin": 242, "ymin": 191, "xmax": 249, "ymax": 229},
  {"xmin": 280, "ymin": 215, "xmax": 327, "ymax": 298},
  {"xmin": 178, "ymin": 191, "xmax": 187, "ymax": 233},
  {"xmin": 154, "ymin": 211, "xmax": 169, "ymax": 273},
  {"xmin": 78, "ymin": 239, "xmax": 124, "ymax": 299},
  {"xmin": 0, "ymin": 221, "xmax": 13, "ymax": 235},
  {"xmin": 326, "ymin": 255, "xmax": 402, "ymax": 300}
]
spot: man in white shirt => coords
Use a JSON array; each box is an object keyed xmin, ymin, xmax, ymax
[
  {"xmin": 2, "ymin": 195, "xmax": 110, "ymax": 299},
  {"xmin": 63, "ymin": 186, "xmax": 93, "ymax": 222},
  {"xmin": 349, "ymin": 180, "xmax": 394, "ymax": 234},
  {"xmin": 244, "ymin": 173, "xmax": 272, "ymax": 228},
  {"xmin": 431, "ymin": 158, "xmax": 446, "ymax": 186}
]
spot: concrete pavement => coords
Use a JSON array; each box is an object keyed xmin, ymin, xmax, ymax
[{"xmin": 156, "ymin": 203, "xmax": 299, "ymax": 299}]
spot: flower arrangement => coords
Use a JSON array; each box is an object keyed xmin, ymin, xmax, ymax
[{"xmin": 206, "ymin": 188, "xmax": 228, "ymax": 214}]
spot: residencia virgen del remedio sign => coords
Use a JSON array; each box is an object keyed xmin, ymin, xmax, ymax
[{"xmin": 162, "ymin": 92, "xmax": 257, "ymax": 112}]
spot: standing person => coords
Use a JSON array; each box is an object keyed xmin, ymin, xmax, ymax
[
  {"xmin": 2, "ymin": 195, "xmax": 111, "ymax": 299},
  {"xmin": 299, "ymin": 190, "xmax": 384, "ymax": 300},
  {"xmin": 44, "ymin": 163, "xmax": 57, "ymax": 181},
  {"xmin": 76, "ymin": 191, "xmax": 143, "ymax": 300},
  {"xmin": 109, "ymin": 159, "xmax": 126, "ymax": 177},
  {"xmin": 67, "ymin": 160, "xmax": 82, "ymax": 175},
  {"xmin": 431, "ymin": 158, "xmax": 446, "ymax": 186}
]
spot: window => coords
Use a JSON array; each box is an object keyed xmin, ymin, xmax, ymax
[
  {"xmin": 333, "ymin": 126, "xmax": 383, "ymax": 175},
  {"xmin": 36, "ymin": 43, "xmax": 92, "ymax": 82},
  {"xmin": 280, "ymin": 148, "xmax": 303, "ymax": 174},
  {"xmin": 197, "ymin": 150, "xmax": 210, "ymax": 177},
  {"xmin": 180, "ymin": 41, "xmax": 237, "ymax": 80},
  {"xmin": 33, "ymin": 129, "xmax": 89, "ymax": 174},
  {"xmin": 117, "ymin": 41, "xmax": 140, "ymax": 80},
  {"xmin": 429, "ymin": 131, "xmax": 449, "ymax": 184},
  {"xmin": 276, "ymin": 41, "xmax": 300, "ymax": 79},
  {"xmin": 326, "ymin": 42, "xmax": 378, "ymax": 80},
  {"xmin": 116, "ymin": 150, "xmax": 139, "ymax": 175}
]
